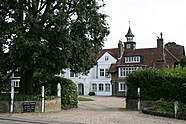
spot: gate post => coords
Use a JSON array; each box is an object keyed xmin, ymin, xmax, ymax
[
  {"xmin": 10, "ymin": 81, "xmax": 14, "ymax": 113},
  {"xmin": 174, "ymin": 101, "xmax": 178, "ymax": 118},
  {"xmin": 41, "ymin": 86, "xmax": 45, "ymax": 112},
  {"xmin": 137, "ymin": 87, "xmax": 140, "ymax": 111},
  {"xmin": 57, "ymin": 83, "xmax": 61, "ymax": 97}
]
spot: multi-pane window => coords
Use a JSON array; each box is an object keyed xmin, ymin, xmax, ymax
[
  {"xmin": 92, "ymin": 84, "xmax": 97, "ymax": 92},
  {"xmin": 14, "ymin": 81, "xmax": 20, "ymax": 87},
  {"xmin": 70, "ymin": 71, "xmax": 78, "ymax": 78},
  {"xmin": 124, "ymin": 56, "xmax": 140, "ymax": 63},
  {"xmin": 105, "ymin": 56, "xmax": 109, "ymax": 61},
  {"xmin": 118, "ymin": 82, "xmax": 127, "ymax": 91},
  {"xmin": 105, "ymin": 84, "xmax": 110, "ymax": 92},
  {"xmin": 119, "ymin": 67, "xmax": 139, "ymax": 77},
  {"xmin": 105, "ymin": 69, "xmax": 109, "ymax": 77},
  {"xmin": 99, "ymin": 84, "xmax": 104, "ymax": 91},
  {"xmin": 100, "ymin": 69, "xmax": 110, "ymax": 77},
  {"xmin": 100, "ymin": 69, "xmax": 104, "ymax": 77}
]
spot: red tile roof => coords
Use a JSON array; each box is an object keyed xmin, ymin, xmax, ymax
[
  {"xmin": 96, "ymin": 48, "xmax": 119, "ymax": 60},
  {"xmin": 108, "ymin": 45, "xmax": 185, "ymax": 72}
]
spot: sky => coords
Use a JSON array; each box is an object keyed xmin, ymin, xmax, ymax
[{"xmin": 102, "ymin": 0, "xmax": 186, "ymax": 50}]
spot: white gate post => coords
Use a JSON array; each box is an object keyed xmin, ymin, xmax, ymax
[
  {"xmin": 137, "ymin": 87, "xmax": 141, "ymax": 111},
  {"xmin": 57, "ymin": 83, "xmax": 61, "ymax": 97},
  {"xmin": 10, "ymin": 81, "xmax": 14, "ymax": 113},
  {"xmin": 41, "ymin": 86, "xmax": 45, "ymax": 112},
  {"xmin": 174, "ymin": 101, "xmax": 178, "ymax": 118}
]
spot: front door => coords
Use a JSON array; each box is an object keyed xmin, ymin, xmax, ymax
[{"xmin": 78, "ymin": 84, "xmax": 84, "ymax": 95}]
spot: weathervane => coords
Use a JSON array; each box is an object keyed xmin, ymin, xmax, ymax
[{"xmin": 128, "ymin": 20, "xmax": 131, "ymax": 26}]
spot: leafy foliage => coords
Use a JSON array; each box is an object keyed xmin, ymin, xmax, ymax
[
  {"xmin": 165, "ymin": 42, "xmax": 179, "ymax": 47},
  {"xmin": 126, "ymin": 68, "xmax": 186, "ymax": 103},
  {"xmin": 33, "ymin": 75, "xmax": 78, "ymax": 109},
  {"xmin": 152, "ymin": 98, "xmax": 174, "ymax": 112},
  {"xmin": 0, "ymin": 0, "xmax": 109, "ymax": 94},
  {"xmin": 60, "ymin": 78, "xmax": 78, "ymax": 109},
  {"xmin": 180, "ymin": 56, "xmax": 186, "ymax": 68},
  {"xmin": 0, "ymin": 78, "xmax": 10, "ymax": 93}
]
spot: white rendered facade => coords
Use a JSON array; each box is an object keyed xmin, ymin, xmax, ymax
[{"xmin": 60, "ymin": 52, "xmax": 117, "ymax": 96}]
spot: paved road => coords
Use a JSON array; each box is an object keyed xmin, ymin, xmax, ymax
[{"xmin": 1, "ymin": 96, "xmax": 186, "ymax": 124}]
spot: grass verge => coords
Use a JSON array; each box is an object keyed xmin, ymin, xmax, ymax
[{"xmin": 78, "ymin": 97, "xmax": 94, "ymax": 101}]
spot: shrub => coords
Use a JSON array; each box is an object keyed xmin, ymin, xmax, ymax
[
  {"xmin": 59, "ymin": 78, "xmax": 78, "ymax": 109},
  {"xmin": 0, "ymin": 77, "xmax": 10, "ymax": 93},
  {"xmin": 126, "ymin": 68, "xmax": 186, "ymax": 103},
  {"xmin": 152, "ymin": 98, "xmax": 174, "ymax": 112},
  {"xmin": 33, "ymin": 75, "xmax": 78, "ymax": 109}
]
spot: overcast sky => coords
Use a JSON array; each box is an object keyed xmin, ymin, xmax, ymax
[{"xmin": 102, "ymin": 0, "xmax": 186, "ymax": 50}]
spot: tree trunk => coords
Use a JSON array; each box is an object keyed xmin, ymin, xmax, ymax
[{"xmin": 20, "ymin": 70, "xmax": 34, "ymax": 95}]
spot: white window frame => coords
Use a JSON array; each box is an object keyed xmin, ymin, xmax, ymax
[
  {"xmin": 119, "ymin": 67, "xmax": 138, "ymax": 77},
  {"xmin": 105, "ymin": 56, "xmax": 109, "ymax": 61},
  {"xmin": 100, "ymin": 69, "xmax": 105, "ymax": 77},
  {"xmin": 105, "ymin": 84, "xmax": 110, "ymax": 92},
  {"xmin": 70, "ymin": 71, "xmax": 78, "ymax": 78},
  {"xmin": 14, "ymin": 80, "xmax": 20, "ymax": 87},
  {"xmin": 92, "ymin": 83, "xmax": 97, "ymax": 92},
  {"xmin": 124, "ymin": 56, "xmax": 141, "ymax": 63},
  {"xmin": 98, "ymin": 83, "xmax": 104, "ymax": 91},
  {"xmin": 105, "ymin": 68, "xmax": 110, "ymax": 78},
  {"xmin": 118, "ymin": 82, "xmax": 127, "ymax": 92}
]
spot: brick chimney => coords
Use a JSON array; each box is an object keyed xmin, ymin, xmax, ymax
[
  {"xmin": 157, "ymin": 32, "xmax": 163, "ymax": 48},
  {"xmin": 157, "ymin": 32, "xmax": 165, "ymax": 62},
  {"xmin": 118, "ymin": 40, "xmax": 124, "ymax": 58}
]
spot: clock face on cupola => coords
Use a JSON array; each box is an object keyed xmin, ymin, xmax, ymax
[{"xmin": 124, "ymin": 26, "xmax": 136, "ymax": 50}]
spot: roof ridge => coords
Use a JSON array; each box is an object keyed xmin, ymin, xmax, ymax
[{"xmin": 102, "ymin": 48, "xmax": 118, "ymax": 50}]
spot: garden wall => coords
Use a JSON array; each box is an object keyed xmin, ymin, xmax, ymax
[{"xmin": 0, "ymin": 98, "xmax": 61, "ymax": 113}]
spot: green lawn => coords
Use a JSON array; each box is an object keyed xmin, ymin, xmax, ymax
[{"xmin": 78, "ymin": 97, "xmax": 94, "ymax": 101}]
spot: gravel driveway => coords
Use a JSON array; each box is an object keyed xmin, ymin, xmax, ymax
[{"xmin": 6, "ymin": 96, "xmax": 186, "ymax": 124}]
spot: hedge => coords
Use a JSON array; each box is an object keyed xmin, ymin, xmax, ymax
[
  {"xmin": 126, "ymin": 68, "xmax": 186, "ymax": 103},
  {"xmin": 0, "ymin": 77, "xmax": 10, "ymax": 93},
  {"xmin": 33, "ymin": 75, "xmax": 78, "ymax": 109}
]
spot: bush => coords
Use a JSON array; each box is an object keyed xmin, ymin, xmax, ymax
[
  {"xmin": 0, "ymin": 77, "xmax": 10, "ymax": 93},
  {"xmin": 88, "ymin": 92, "xmax": 95, "ymax": 96},
  {"xmin": 59, "ymin": 78, "xmax": 78, "ymax": 109},
  {"xmin": 126, "ymin": 68, "xmax": 186, "ymax": 103},
  {"xmin": 33, "ymin": 75, "xmax": 78, "ymax": 109},
  {"xmin": 152, "ymin": 98, "xmax": 174, "ymax": 112}
]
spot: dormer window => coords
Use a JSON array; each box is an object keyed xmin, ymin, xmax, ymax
[
  {"xmin": 105, "ymin": 56, "xmax": 109, "ymax": 61},
  {"xmin": 125, "ymin": 56, "xmax": 140, "ymax": 63},
  {"xmin": 70, "ymin": 71, "xmax": 78, "ymax": 78}
]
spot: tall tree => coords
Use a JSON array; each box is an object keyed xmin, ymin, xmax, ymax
[
  {"xmin": 0, "ymin": 0, "xmax": 109, "ymax": 95},
  {"xmin": 165, "ymin": 42, "xmax": 179, "ymax": 47}
]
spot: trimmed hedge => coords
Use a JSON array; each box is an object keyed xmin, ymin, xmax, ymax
[
  {"xmin": 126, "ymin": 68, "xmax": 186, "ymax": 103},
  {"xmin": 0, "ymin": 77, "xmax": 10, "ymax": 93},
  {"xmin": 33, "ymin": 75, "xmax": 78, "ymax": 109},
  {"xmin": 59, "ymin": 78, "xmax": 78, "ymax": 109}
]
